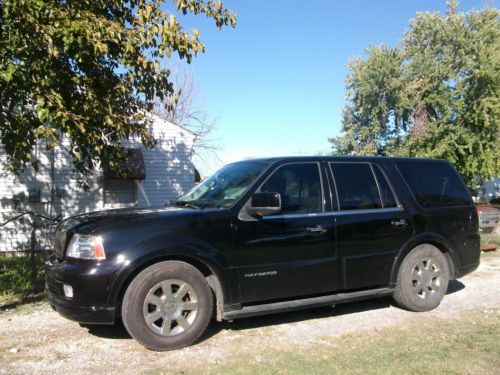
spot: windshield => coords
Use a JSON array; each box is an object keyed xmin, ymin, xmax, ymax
[{"xmin": 175, "ymin": 161, "xmax": 268, "ymax": 209}]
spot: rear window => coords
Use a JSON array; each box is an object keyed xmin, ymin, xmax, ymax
[{"xmin": 397, "ymin": 162, "xmax": 471, "ymax": 208}]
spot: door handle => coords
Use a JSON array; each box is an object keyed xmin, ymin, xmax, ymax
[
  {"xmin": 391, "ymin": 218, "xmax": 407, "ymax": 228},
  {"xmin": 306, "ymin": 225, "xmax": 327, "ymax": 234}
]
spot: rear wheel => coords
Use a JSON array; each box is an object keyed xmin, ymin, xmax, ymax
[
  {"xmin": 122, "ymin": 261, "xmax": 213, "ymax": 351},
  {"xmin": 393, "ymin": 244, "xmax": 450, "ymax": 312}
]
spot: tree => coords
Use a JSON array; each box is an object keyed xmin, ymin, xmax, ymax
[
  {"xmin": 330, "ymin": 1, "xmax": 499, "ymax": 186},
  {"xmin": 330, "ymin": 46, "xmax": 410, "ymax": 156},
  {"xmin": 0, "ymin": 0, "xmax": 236, "ymax": 182},
  {"xmin": 153, "ymin": 66, "xmax": 217, "ymax": 152},
  {"xmin": 153, "ymin": 66, "xmax": 220, "ymax": 176}
]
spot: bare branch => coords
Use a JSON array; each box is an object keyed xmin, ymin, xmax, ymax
[{"xmin": 152, "ymin": 66, "xmax": 219, "ymax": 158}]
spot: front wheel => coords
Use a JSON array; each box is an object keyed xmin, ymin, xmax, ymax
[
  {"xmin": 122, "ymin": 261, "xmax": 213, "ymax": 351},
  {"xmin": 393, "ymin": 244, "xmax": 450, "ymax": 312}
]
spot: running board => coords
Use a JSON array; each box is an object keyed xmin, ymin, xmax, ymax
[{"xmin": 222, "ymin": 287, "xmax": 393, "ymax": 320}]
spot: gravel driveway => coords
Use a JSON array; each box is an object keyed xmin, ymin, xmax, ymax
[{"xmin": 1, "ymin": 252, "xmax": 499, "ymax": 375}]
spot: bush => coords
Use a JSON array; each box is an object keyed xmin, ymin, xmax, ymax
[
  {"xmin": 0, "ymin": 254, "xmax": 47, "ymax": 298},
  {"xmin": 490, "ymin": 197, "xmax": 500, "ymax": 205}
]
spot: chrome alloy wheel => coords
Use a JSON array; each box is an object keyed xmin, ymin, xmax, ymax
[
  {"xmin": 143, "ymin": 279, "xmax": 199, "ymax": 336},
  {"xmin": 411, "ymin": 257, "xmax": 443, "ymax": 299}
]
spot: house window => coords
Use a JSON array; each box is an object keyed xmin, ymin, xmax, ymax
[{"xmin": 104, "ymin": 179, "xmax": 137, "ymax": 205}]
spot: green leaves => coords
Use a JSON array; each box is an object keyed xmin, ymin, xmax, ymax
[
  {"xmin": 331, "ymin": 0, "xmax": 499, "ymax": 187},
  {"xmin": 0, "ymin": 0, "xmax": 236, "ymax": 180}
]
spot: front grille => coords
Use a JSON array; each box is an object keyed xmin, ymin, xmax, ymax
[{"xmin": 46, "ymin": 277, "xmax": 63, "ymax": 297}]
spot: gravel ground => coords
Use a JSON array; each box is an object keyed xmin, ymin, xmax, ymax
[{"xmin": 1, "ymin": 252, "xmax": 499, "ymax": 375}]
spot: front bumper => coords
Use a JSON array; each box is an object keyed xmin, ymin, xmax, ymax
[
  {"xmin": 46, "ymin": 287, "xmax": 115, "ymax": 324},
  {"xmin": 45, "ymin": 255, "xmax": 120, "ymax": 324}
]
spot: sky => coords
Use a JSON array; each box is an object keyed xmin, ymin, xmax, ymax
[{"xmin": 172, "ymin": 0, "xmax": 493, "ymax": 176}]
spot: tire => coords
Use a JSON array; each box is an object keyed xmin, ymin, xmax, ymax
[
  {"xmin": 122, "ymin": 261, "xmax": 213, "ymax": 351},
  {"xmin": 393, "ymin": 244, "xmax": 450, "ymax": 312}
]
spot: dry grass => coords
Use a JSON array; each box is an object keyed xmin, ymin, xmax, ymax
[{"xmin": 146, "ymin": 308, "xmax": 500, "ymax": 375}]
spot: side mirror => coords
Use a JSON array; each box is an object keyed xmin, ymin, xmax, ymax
[{"xmin": 248, "ymin": 192, "xmax": 281, "ymax": 217}]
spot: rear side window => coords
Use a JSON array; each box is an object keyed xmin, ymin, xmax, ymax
[
  {"xmin": 373, "ymin": 165, "xmax": 398, "ymax": 208},
  {"xmin": 397, "ymin": 162, "xmax": 471, "ymax": 208},
  {"xmin": 330, "ymin": 163, "xmax": 382, "ymax": 210}
]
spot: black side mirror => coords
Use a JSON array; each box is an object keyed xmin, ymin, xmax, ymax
[{"xmin": 248, "ymin": 192, "xmax": 281, "ymax": 217}]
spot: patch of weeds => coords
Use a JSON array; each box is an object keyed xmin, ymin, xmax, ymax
[{"xmin": 0, "ymin": 254, "xmax": 47, "ymax": 305}]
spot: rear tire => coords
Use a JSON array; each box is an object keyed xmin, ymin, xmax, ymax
[
  {"xmin": 122, "ymin": 261, "xmax": 213, "ymax": 351},
  {"xmin": 393, "ymin": 244, "xmax": 449, "ymax": 312}
]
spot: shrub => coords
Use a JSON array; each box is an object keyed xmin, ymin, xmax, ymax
[
  {"xmin": 0, "ymin": 253, "xmax": 47, "ymax": 298},
  {"xmin": 490, "ymin": 197, "xmax": 500, "ymax": 205}
]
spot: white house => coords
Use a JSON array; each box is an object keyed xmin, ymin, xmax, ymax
[{"xmin": 0, "ymin": 113, "xmax": 198, "ymax": 252}]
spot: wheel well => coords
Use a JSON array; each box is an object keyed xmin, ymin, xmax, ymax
[
  {"xmin": 114, "ymin": 255, "xmax": 225, "ymax": 321},
  {"xmin": 392, "ymin": 240, "xmax": 458, "ymax": 284}
]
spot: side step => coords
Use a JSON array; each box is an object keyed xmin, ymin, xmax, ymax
[{"xmin": 222, "ymin": 287, "xmax": 393, "ymax": 320}]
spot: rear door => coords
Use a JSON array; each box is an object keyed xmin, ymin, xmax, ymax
[
  {"xmin": 234, "ymin": 162, "xmax": 338, "ymax": 304},
  {"xmin": 329, "ymin": 162, "xmax": 413, "ymax": 290}
]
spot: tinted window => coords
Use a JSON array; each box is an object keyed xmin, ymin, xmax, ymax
[
  {"xmin": 261, "ymin": 163, "xmax": 322, "ymax": 213},
  {"xmin": 330, "ymin": 163, "xmax": 382, "ymax": 210},
  {"xmin": 373, "ymin": 165, "xmax": 398, "ymax": 208},
  {"xmin": 397, "ymin": 162, "xmax": 471, "ymax": 208},
  {"xmin": 178, "ymin": 161, "xmax": 267, "ymax": 208}
]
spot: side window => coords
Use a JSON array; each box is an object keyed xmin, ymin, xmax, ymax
[
  {"xmin": 330, "ymin": 163, "xmax": 382, "ymax": 210},
  {"xmin": 373, "ymin": 165, "xmax": 398, "ymax": 208},
  {"xmin": 260, "ymin": 163, "xmax": 322, "ymax": 213},
  {"xmin": 397, "ymin": 162, "xmax": 471, "ymax": 208}
]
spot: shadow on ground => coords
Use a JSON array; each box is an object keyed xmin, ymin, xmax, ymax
[
  {"xmin": 446, "ymin": 279, "xmax": 465, "ymax": 295},
  {"xmin": 83, "ymin": 280, "xmax": 466, "ymax": 344},
  {"xmin": 81, "ymin": 320, "xmax": 131, "ymax": 340},
  {"xmin": 0, "ymin": 293, "xmax": 46, "ymax": 312}
]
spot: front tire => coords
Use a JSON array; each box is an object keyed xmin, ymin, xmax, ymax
[
  {"xmin": 122, "ymin": 261, "xmax": 213, "ymax": 351},
  {"xmin": 393, "ymin": 244, "xmax": 450, "ymax": 312}
]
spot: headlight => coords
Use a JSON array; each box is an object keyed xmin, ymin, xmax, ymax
[{"xmin": 66, "ymin": 234, "xmax": 106, "ymax": 260}]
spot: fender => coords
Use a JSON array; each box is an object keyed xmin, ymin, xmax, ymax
[
  {"xmin": 389, "ymin": 232, "xmax": 460, "ymax": 285},
  {"xmin": 105, "ymin": 243, "xmax": 234, "ymax": 314}
]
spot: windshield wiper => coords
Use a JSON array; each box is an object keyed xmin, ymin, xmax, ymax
[{"xmin": 174, "ymin": 200, "xmax": 203, "ymax": 210}]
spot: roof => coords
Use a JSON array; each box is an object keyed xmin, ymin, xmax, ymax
[
  {"xmin": 148, "ymin": 112, "xmax": 197, "ymax": 140},
  {"xmin": 233, "ymin": 155, "xmax": 447, "ymax": 164}
]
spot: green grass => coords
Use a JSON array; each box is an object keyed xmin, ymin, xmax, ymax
[
  {"xmin": 0, "ymin": 254, "xmax": 47, "ymax": 305},
  {"xmin": 146, "ymin": 309, "xmax": 500, "ymax": 375}
]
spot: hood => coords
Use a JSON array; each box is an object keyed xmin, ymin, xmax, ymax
[{"xmin": 58, "ymin": 205, "xmax": 197, "ymax": 234}]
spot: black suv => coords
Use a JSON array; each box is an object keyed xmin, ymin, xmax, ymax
[{"xmin": 46, "ymin": 156, "xmax": 480, "ymax": 350}]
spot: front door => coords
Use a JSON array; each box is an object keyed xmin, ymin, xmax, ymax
[
  {"xmin": 234, "ymin": 162, "xmax": 338, "ymax": 304},
  {"xmin": 329, "ymin": 162, "xmax": 413, "ymax": 290}
]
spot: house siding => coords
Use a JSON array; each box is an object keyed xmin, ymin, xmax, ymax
[
  {"xmin": 131, "ymin": 114, "xmax": 196, "ymax": 206},
  {"xmin": 0, "ymin": 114, "xmax": 196, "ymax": 252}
]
